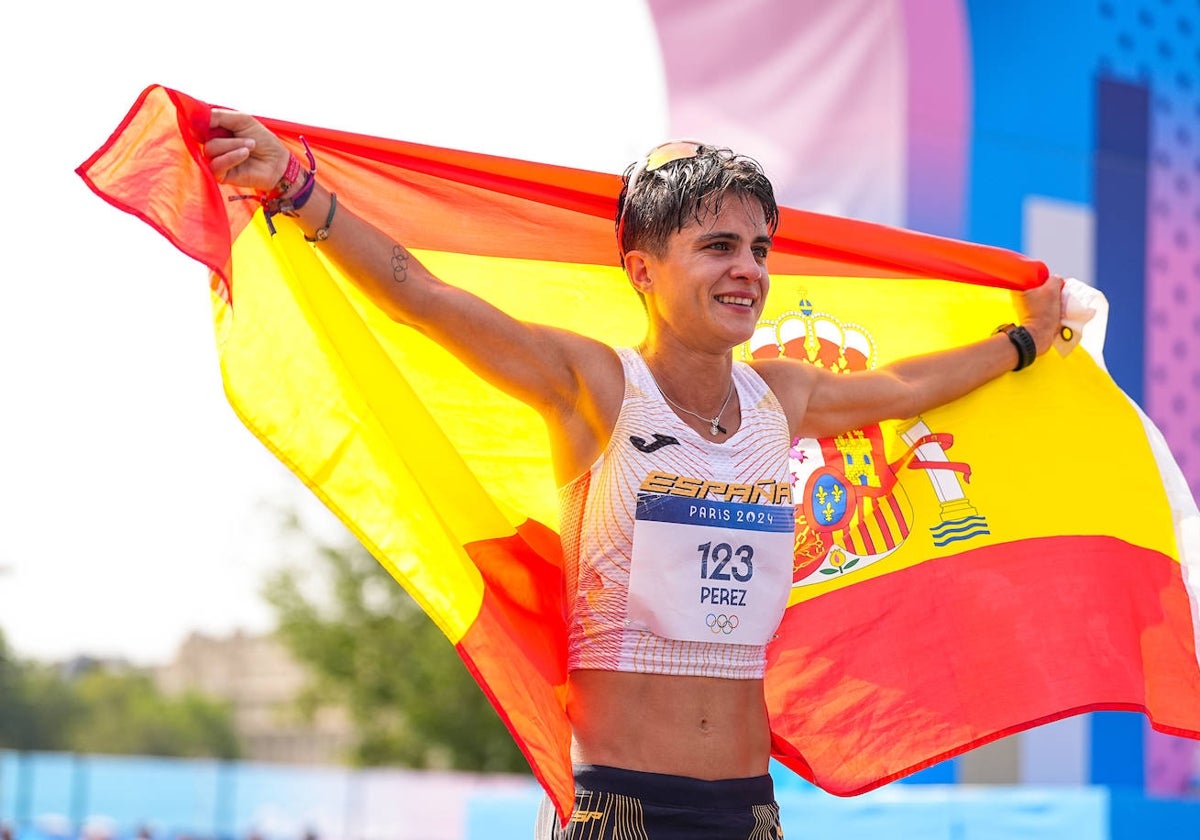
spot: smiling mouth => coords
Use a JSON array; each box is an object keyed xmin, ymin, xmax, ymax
[{"xmin": 715, "ymin": 294, "xmax": 755, "ymax": 307}]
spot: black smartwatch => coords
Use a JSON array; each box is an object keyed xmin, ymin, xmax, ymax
[{"xmin": 994, "ymin": 323, "xmax": 1037, "ymax": 372}]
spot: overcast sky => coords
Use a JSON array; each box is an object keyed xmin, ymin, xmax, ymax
[{"xmin": 0, "ymin": 0, "xmax": 669, "ymax": 665}]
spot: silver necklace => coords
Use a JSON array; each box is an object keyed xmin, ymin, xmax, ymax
[{"xmin": 644, "ymin": 362, "xmax": 735, "ymax": 436}]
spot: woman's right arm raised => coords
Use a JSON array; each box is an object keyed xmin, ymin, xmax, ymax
[{"xmin": 205, "ymin": 109, "xmax": 616, "ymax": 427}]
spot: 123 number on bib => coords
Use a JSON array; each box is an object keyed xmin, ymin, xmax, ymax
[{"xmin": 697, "ymin": 541, "xmax": 754, "ymax": 582}]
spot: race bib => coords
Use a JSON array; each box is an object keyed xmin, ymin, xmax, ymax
[{"xmin": 627, "ymin": 492, "xmax": 794, "ymax": 645}]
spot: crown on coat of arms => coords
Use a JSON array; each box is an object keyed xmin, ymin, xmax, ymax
[{"xmin": 741, "ymin": 296, "xmax": 877, "ymax": 373}]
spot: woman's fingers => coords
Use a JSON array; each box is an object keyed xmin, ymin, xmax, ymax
[
  {"xmin": 210, "ymin": 108, "xmax": 260, "ymax": 138},
  {"xmin": 208, "ymin": 144, "xmax": 254, "ymax": 180},
  {"xmin": 203, "ymin": 108, "xmax": 287, "ymax": 189}
]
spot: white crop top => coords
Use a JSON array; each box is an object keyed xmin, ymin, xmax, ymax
[{"xmin": 558, "ymin": 348, "xmax": 794, "ymax": 679}]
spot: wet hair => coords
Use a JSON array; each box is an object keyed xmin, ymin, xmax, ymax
[{"xmin": 615, "ymin": 144, "xmax": 779, "ymax": 265}]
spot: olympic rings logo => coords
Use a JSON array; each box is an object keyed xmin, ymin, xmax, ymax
[{"xmin": 706, "ymin": 613, "xmax": 739, "ymax": 634}]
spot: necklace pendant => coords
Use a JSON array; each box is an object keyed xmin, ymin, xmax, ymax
[{"xmin": 710, "ymin": 421, "xmax": 720, "ymax": 436}]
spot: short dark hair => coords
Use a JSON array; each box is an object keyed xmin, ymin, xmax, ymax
[{"xmin": 615, "ymin": 144, "xmax": 779, "ymax": 265}]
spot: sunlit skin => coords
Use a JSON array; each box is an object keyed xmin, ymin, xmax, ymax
[
  {"xmin": 204, "ymin": 109, "xmax": 1064, "ymax": 784},
  {"xmin": 633, "ymin": 195, "xmax": 773, "ymax": 360}
]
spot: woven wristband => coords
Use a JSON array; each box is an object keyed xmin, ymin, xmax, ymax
[
  {"xmin": 228, "ymin": 136, "xmax": 318, "ymax": 236},
  {"xmin": 261, "ymin": 137, "xmax": 317, "ymax": 234},
  {"xmin": 272, "ymin": 153, "xmax": 303, "ymax": 198}
]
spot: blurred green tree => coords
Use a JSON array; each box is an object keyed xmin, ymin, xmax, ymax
[
  {"xmin": 68, "ymin": 670, "xmax": 240, "ymax": 759},
  {"xmin": 0, "ymin": 630, "xmax": 76, "ymax": 750},
  {"xmin": 263, "ymin": 533, "xmax": 526, "ymax": 773},
  {"xmin": 0, "ymin": 628, "xmax": 239, "ymax": 758}
]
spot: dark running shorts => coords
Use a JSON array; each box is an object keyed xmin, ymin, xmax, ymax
[{"xmin": 534, "ymin": 764, "xmax": 783, "ymax": 839}]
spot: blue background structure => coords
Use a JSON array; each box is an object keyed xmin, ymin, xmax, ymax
[
  {"xmin": 961, "ymin": 0, "xmax": 1198, "ymax": 799},
  {"xmin": 4, "ymin": 751, "xmax": 1197, "ymax": 840}
]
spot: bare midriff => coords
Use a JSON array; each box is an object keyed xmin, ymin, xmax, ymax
[{"xmin": 567, "ymin": 669, "xmax": 771, "ymax": 780}]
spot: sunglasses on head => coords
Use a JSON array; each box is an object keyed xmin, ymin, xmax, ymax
[{"xmin": 617, "ymin": 139, "xmax": 705, "ymax": 261}]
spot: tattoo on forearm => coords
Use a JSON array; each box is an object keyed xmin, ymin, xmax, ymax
[{"xmin": 391, "ymin": 245, "xmax": 409, "ymax": 284}]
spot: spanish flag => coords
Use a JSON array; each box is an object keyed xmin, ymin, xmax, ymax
[{"xmin": 79, "ymin": 86, "xmax": 1200, "ymax": 818}]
